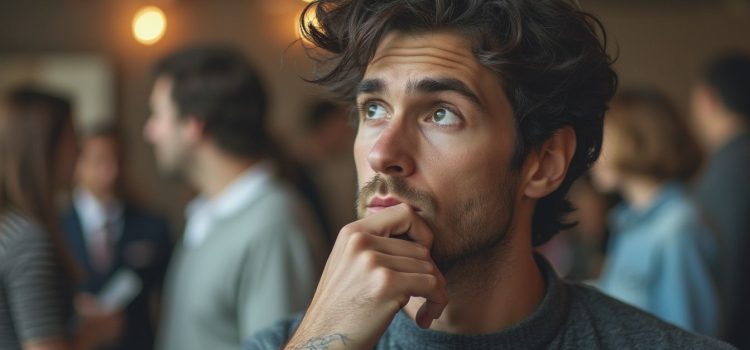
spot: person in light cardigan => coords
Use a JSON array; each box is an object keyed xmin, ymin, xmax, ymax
[{"xmin": 143, "ymin": 46, "xmax": 326, "ymax": 350}]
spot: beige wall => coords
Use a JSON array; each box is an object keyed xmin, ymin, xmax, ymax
[
  {"xmin": 582, "ymin": 0, "xmax": 750, "ymax": 110},
  {"xmin": 1, "ymin": 0, "xmax": 748, "ymax": 235}
]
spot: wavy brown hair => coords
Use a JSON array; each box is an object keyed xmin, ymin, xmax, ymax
[{"xmin": 299, "ymin": 0, "xmax": 618, "ymax": 246}]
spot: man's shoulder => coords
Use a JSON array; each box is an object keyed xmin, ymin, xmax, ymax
[
  {"xmin": 242, "ymin": 283, "xmax": 735, "ymax": 350},
  {"xmin": 564, "ymin": 281, "xmax": 733, "ymax": 349},
  {"xmin": 225, "ymin": 176, "xmax": 323, "ymax": 245},
  {"xmin": 124, "ymin": 205, "xmax": 169, "ymax": 228},
  {"xmin": 118, "ymin": 206, "xmax": 170, "ymax": 246},
  {"xmin": 230, "ymin": 176, "xmax": 306, "ymax": 221},
  {"xmin": 700, "ymin": 134, "xmax": 750, "ymax": 186}
]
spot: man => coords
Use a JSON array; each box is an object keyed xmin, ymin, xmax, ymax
[
  {"xmin": 246, "ymin": 0, "xmax": 732, "ymax": 349},
  {"xmin": 290, "ymin": 100, "xmax": 357, "ymax": 246},
  {"xmin": 691, "ymin": 53, "xmax": 750, "ymax": 348},
  {"xmin": 143, "ymin": 46, "xmax": 326, "ymax": 350},
  {"xmin": 62, "ymin": 125, "xmax": 172, "ymax": 350}
]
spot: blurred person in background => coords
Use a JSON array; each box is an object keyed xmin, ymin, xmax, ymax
[
  {"xmin": 287, "ymin": 100, "xmax": 356, "ymax": 247},
  {"xmin": 691, "ymin": 53, "xmax": 750, "ymax": 348},
  {"xmin": 143, "ymin": 45, "xmax": 326, "ymax": 350},
  {"xmin": 0, "ymin": 87, "xmax": 121, "ymax": 350},
  {"xmin": 538, "ymin": 175, "xmax": 612, "ymax": 281},
  {"xmin": 592, "ymin": 88, "xmax": 721, "ymax": 336},
  {"xmin": 61, "ymin": 124, "xmax": 172, "ymax": 350}
]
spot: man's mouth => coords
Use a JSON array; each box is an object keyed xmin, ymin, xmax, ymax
[{"xmin": 367, "ymin": 197, "xmax": 403, "ymax": 212}]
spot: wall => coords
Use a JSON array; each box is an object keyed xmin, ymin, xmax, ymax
[
  {"xmin": 582, "ymin": 0, "xmax": 750, "ymax": 109},
  {"xmin": 1, "ymin": 0, "xmax": 749, "ymax": 235}
]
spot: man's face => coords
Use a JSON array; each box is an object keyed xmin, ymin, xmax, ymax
[
  {"xmin": 76, "ymin": 136, "xmax": 119, "ymax": 195},
  {"xmin": 143, "ymin": 76, "xmax": 192, "ymax": 178},
  {"xmin": 354, "ymin": 31, "xmax": 520, "ymax": 270}
]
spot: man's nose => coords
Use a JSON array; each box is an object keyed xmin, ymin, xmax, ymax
[{"xmin": 367, "ymin": 121, "xmax": 416, "ymax": 177}]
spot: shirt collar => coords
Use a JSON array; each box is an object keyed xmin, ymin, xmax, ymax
[
  {"xmin": 610, "ymin": 181, "xmax": 683, "ymax": 232},
  {"xmin": 73, "ymin": 188, "xmax": 124, "ymax": 241},
  {"xmin": 183, "ymin": 161, "xmax": 275, "ymax": 247},
  {"xmin": 387, "ymin": 254, "xmax": 567, "ymax": 349}
]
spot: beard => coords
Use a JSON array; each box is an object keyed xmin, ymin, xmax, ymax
[
  {"xmin": 154, "ymin": 146, "xmax": 190, "ymax": 182},
  {"xmin": 356, "ymin": 172, "xmax": 519, "ymax": 274}
]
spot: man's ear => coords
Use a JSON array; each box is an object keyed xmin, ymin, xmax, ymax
[
  {"xmin": 523, "ymin": 127, "xmax": 577, "ymax": 199},
  {"xmin": 181, "ymin": 115, "xmax": 205, "ymax": 144}
]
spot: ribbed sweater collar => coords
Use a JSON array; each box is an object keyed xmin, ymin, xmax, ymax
[{"xmin": 384, "ymin": 254, "xmax": 568, "ymax": 349}]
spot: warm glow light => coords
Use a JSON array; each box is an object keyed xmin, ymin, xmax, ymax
[{"xmin": 133, "ymin": 6, "xmax": 166, "ymax": 45}]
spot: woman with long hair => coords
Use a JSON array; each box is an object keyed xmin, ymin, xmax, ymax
[
  {"xmin": 0, "ymin": 87, "xmax": 117, "ymax": 350},
  {"xmin": 592, "ymin": 88, "xmax": 722, "ymax": 336}
]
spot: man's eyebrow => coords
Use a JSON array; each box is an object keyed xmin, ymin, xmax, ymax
[
  {"xmin": 408, "ymin": 78, "xmax": 482, "ymax": 107},
  {"xmin": 355, "ymin": 77, "xmax": 483, "ymax": 107},
  {"xmin": 356, "ymin": 79, "xmax": 384, "ymax": 95}
]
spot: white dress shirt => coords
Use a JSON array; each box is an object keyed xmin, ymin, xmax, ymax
[{"xmin": 73, "ymin": 188, "xmax": 124, "ymax": 253}]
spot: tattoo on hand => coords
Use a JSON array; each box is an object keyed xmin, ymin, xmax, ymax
[{"xmin": 293, "ymin": 333, "xmax": 351, "ymax": 350}]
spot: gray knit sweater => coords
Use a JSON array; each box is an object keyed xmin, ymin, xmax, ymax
[{"xmin": 245, "ymin": 255, "xmax": 734, "ymax": 349}]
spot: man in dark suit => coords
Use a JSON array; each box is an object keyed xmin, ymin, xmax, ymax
[
  {"xmin": 62, "ymin": 124, "xmax": 172, "ymax": 350},
  {"xmin": 691, "ymin": 53, "xmax": 750, "ymax": 348}
]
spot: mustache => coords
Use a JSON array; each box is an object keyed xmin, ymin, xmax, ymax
[{"xmin": 357, "ymin": 175, "xmax": 435, "ymax": 214}]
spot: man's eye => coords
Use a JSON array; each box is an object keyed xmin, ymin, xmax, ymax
[
  {"xmin": 366, "ymin": 103, "xmax": 387, "ymax": 120},
  {"xmin": 431, "ymin": 107, "xmax": 461, "ymax": 126}
]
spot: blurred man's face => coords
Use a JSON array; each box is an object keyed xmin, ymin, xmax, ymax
[
  {"xmin": 76, "ymin": 136, "xmax": 119, "ymax": 196},
  {"xmin": 144, "ymin": 76, "xmax": 192, "ymax": 178},
  {"xmin": 354, "ymin": 30, "xmax": 520, "ymax": 270}
]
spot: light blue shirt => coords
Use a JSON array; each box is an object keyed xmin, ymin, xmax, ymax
[{"xmin": 598, "ymin": 182, "xmax": 722, "ymax": 336}]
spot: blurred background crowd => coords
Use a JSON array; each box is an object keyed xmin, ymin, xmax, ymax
[{"xmin": 1, "ymin": 0, "xmax": 750, "ymax": 349}]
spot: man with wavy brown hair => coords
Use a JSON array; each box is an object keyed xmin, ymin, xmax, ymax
[{"xmin": 247, "ymin": 0, "xmax": 732, "ymax": 349}]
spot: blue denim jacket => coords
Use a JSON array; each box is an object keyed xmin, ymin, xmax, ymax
[{"xmin": 598, "ymin": 182, "xmax": 721, "ymax": 336}]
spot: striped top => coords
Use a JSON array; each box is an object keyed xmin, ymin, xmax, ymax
[{"xmin": 0, "ymin": 211, "xmax": 70, "ymax": 350}]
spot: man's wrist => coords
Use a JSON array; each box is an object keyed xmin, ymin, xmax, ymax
[{"xmin": 285, "ymin": 332, "xmax": 352, "ymax": 350}]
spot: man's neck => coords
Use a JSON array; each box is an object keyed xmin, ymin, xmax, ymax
[
  {"xmin": 84, "ymin": 188, "xmax": 117, "ymax": 206},
  {"xmin": 404, "ymin": 227, "xmax": 545, "ymax": 334},
  {"xmin": 189, "ymin": 145, "xmax": 258, "ymax": 199}
]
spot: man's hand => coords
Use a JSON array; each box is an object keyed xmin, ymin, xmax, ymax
[
  {"xmin": 74, "ymin": 293, "xmax": 124, "ymax": 350},
  {"xmin": 285, "ymin": 203, "xmax": 448, "ymax": 349}
]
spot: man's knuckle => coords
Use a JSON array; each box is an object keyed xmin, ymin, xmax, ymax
[
  {"xmin": 424, "ymin": 275, "xmax": 438, "ymax": 289},
  {"xmin": 360, "ymin": 251, "xmax": 379, "ymax": 268},
  {"xmin": 347, "ymin": 231, "xmax": 369, "ymax": 250}
]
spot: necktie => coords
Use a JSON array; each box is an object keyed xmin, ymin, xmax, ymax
[{"xmin": 91, "ymin": 220, "xmax": 114, "ymax": 273}]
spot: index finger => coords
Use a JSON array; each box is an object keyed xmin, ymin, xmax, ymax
[{"xmin": 344, "ymin": 203, "xmax": 434, "ymax": 249}]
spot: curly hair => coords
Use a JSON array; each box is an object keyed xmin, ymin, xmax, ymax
[{"xmin": 299, "ymin": 0, "xmax": 618, "ymax": 246}]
